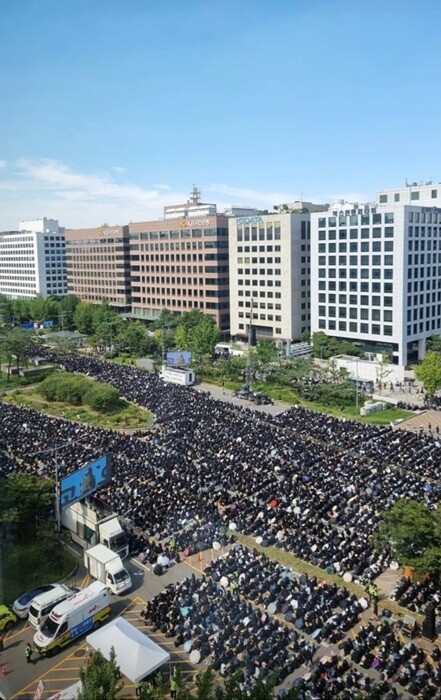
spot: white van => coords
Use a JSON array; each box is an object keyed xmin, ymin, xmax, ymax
[
  {"xmin": 28, "ymin": 584, "xmax": 76, "ymax": 629},
  {"xmin": 33, "ymin": 581, "xmax": 111, "ymax": 657}
]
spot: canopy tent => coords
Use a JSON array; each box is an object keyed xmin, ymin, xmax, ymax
[
  {"xmin": 48, "ymin": 681, "xmax": 82, "ymax": 700},
  {"xmin": 87, "ymin": 617, "xmax": 170, "ymax": 683}
]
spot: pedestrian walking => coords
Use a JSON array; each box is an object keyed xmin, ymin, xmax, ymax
[{"xmin": 26, "ymin": 642, "xmax": 33, "ymax": 663}]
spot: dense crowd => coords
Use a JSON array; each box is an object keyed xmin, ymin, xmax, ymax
[
  {"xmin": 1, "ymin": 346, "xmax": 441, "ymax": 696},
  {"xmin": 2, "ymin": 347, "xmax": 441, "ymax": 583}
]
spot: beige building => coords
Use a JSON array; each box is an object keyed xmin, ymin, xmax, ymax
[
  {"xmin": 228, "ymin": 212, "xmax": 313, "ymax": 344},
  {"xmin": 127, "ymin": 190, "xmax": 231, "ymax": 330},
  {"xmin": 65, "ymin": 226, "xmax": 131, "ymax": 309}
]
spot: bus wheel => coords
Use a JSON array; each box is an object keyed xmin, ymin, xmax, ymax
[{"xmin": 93, "ymin": 619, "xmax": 102, "ymax": 630}]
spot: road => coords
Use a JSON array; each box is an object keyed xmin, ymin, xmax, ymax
[{"xmin": 0, "ymin": 551, "xmax": 207, "ymax": 700}]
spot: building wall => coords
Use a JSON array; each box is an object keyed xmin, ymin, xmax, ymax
[
  {"xmin": 0, "ymin": 219, "xmax": 66, "ymax": 299},
  {"xmin": 377, "ymin": 183, "xmax": 441, "ymax": 207},
  {"xmin": 310, "ymin": 201, "xmax": 441, "ymax": 366},
  {"xmin": 229, "ymin": 213, "xmax": 310, "ymax": 342},
  {"xmin": 65, "ymin": 226, "xmax": 131, "ymax": 308},
  {"xmin": 127, "ymin": 215, "xmax": 230, "ymax": 329}
]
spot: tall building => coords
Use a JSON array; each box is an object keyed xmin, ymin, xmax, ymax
[
  {"xmin": 228, "ymin": 211, "xmax": 313, "ymax": 344},
  {"xmin": 0, "ymin": 218, "xmax": 66, "ymax": 299},
  {"xmin": 127, "ymin": 188, "xmax": 232, "ymax": 330},
  {"xmin": 65, "ymin": 225, "xmax": 131, "ymax": 310},
  {"xmin": 310, "ymin": 186, "xmax": 441, "ymax": 366}
]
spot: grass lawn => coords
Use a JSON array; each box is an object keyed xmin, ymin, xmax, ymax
[
  {"xmin": 0, "ymin": 370, "xmax": 47, "ymax": 392},
  {"xmin": 209, "ymin": 377, "xmax": 413, "ymax": 425},
  {"xmin": 3, "ymin": 542, "xmax": 77, "ymax": 606},
  {"xmin": 3, "ymin": 385, "xmax": 154, "ymax": 430}
]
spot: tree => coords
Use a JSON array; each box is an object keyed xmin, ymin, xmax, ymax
[
  {"xmin": 375, "ymin": 354, "xmax": 392, "ymax": 394},
  {"xmin": 27, "ymin": 296, "xmax": 49, "ymax": 324},
  {"xmin": 152, "ymin": 308, "xmax": 178, "ymax": 331},
  {"xmin": 60, "ymin": 294, "xmax": 80, "ymax": 330},
  {"xmin": 84, "ymin": 383, "xmax": 120, "ymax": 411},
  {"xmin": 74, "ymin": 302, "xmax": 95, "ymax": 335},
  {"xmin": 255, "ymin": 339, "xmax": 278, "ymax": 371},
  {"xmin": 3, "ymin": 327, "xmax": 34, "ymax": 378},
  {"xmin": 174, "ymin": 324, "xmax": 189, "ymax": 351},
  {"xmin": 190, "ymin": 317, "xmax": 220, "ymax": 361},
  {"xmin": 415, "ymin": 350, "xmax": 441, "ymax": 396},
  {"xmin": 0, "ymin": 472, "xmax": 54, "ymax": 543},
  {"xmin": 78, "ymin": 648, "xmax": 123, "ymax": 700},
  {"xmin": 116, "ymin": 321, "xmax": 149, "ymax": 356},
  {"xmin": 374, "ymin": 499, "xmax": 441, "ymax": 579},
  {"xmin": 0, "ymin": 294, "xmax": 13, "ymax": 324},
  {"xmin": 92, "ymin": 300, "xmax": 118, "ymax": 332}
]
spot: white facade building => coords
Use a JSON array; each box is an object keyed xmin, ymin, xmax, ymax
[
  {"xmin": 0, "ymin": 218, "xmax": 67, "ymax": 299},
  {"xmin": 229, "ymin": 212, "xmax": 311, "ymax": 344},
  {"xmin": 310, "ymin": 188, "xmax": 441, "ymax": 367}
]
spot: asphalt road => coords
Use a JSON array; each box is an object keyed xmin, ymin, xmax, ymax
[{"xmin": 0, "ymin": 552, "xmax": 206, "ymax": 700}]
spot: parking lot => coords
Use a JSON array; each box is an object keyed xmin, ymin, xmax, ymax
[{"xmin": 0, "ymin": 555, "xmax": 208, "ymax": 700}]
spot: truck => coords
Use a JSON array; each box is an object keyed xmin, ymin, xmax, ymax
[
  {"xmin": 84, "ymin": 544, "xmax": 132, "ymax": 595},
  {"xmin": 33, "ymin": 581, "xmax": 111, "ymax": 656},
  {"xmin": 61, "ymin": 500, "xmax": 129, "ymax": 558}
]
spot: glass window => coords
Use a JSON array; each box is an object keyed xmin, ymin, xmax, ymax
[
  {"xmin": 328, "ymin": 216, "xmax": 336, "ymax": 227},
  {"xmin": 383, "ymin": 325, "xmax": 393, "ymax": 336},
  {"xmin": 349, "ymin": 321, "xmax": 357, "ymax": 332},
  {"xmin": 360, "ymin": 323, "xmax": 369, "ymax": 333},
  {"xmin": 394, "ymin": 193, "xmax": 400, "ymax": 202},
  {"xmin": 372, "ymin": 324, "xmax": 381, "ymax": 335},
  {"xmin": 373, "ymin": 213, "xmax": 382, "ymax": 224},
  {"xmin": 385, "ymin": 213, "xmax": 394, "ymax": 224},
  {"xmin": 431, "ymin": 189, "xmax": 438, "ymax": 199},
  {"xmin": 384, "ymin": 310, "xmax": 393, "ymax": 322},
  {"xmin": 318, "ymin": 218, "xmax": 326, "ymax": 228},
  {"xmin": 410, "ymin": 191, "xmax": 420, "ymax": 200},
  {"xmin": 379, "ymin": 194, "xmax": 387, "ymax": 203}
]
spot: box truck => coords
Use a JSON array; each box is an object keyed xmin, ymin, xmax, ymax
[
  {"xmin": 61, "ymin": 501, "xmax": 129, "ymax": 558},
  {"xmin": 33, "ymin": 581, "xmax": 111, "ymax": 656},
  {"xmin": 84, "ymin": 544, "xmax": 132, "ymax": 595}
]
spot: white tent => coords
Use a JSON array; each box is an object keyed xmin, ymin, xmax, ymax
[
  {"xmin": 87, "ymin": 617, "xmax": 170, "ymax": 683},
  {"xmin": 48, "ymin": 681, "xmax": 82, "ymax": 700}
]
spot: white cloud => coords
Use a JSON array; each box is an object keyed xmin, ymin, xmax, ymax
[
  {"xmin": 0, "ymin": 159, "xmax": 372, "ymax": 230},
  {"xmin": 0, "ymin": 159, "xmax": 191, "ymax": 228}
]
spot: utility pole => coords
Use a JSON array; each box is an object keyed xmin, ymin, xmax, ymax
[{"xmin": 245, "ymin": 299, "xmax": 254, "ymax": 391}]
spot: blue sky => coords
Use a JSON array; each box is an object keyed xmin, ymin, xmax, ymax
[{"xmin": 1, "ymin": 0, "xmax": 441, "ymax": 228}]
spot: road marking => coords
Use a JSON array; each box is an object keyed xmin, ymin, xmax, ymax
[{"xmin": 10, "ymin": 645, "xmax": 87, "ymax": 699}]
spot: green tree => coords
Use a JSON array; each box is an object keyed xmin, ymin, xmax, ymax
[
  {"xmin": 374, "ymin": 499, "xmax": 441, "ymax": 579},
  {"xmin": 10, "ymin": 298, "xmax": 30, "ymax": 323},
  {"xmin": 153, "ymin": 308, "xmax": 178, "ymax": 331},
  {"xmin": 255, "ymin": 339, "xmax": 278, "ymax": 371},
  {"xmin": 174, "ymin": 324, "xmax": 189, "ymax": 351},
  {"xmin": 92, "ymin": 300, "xmax": 118, "ymax": 332},
  {"xmin": 74, "ymin": 302, "xmax": 95, "ymax": 335},
  {"xmin": 0, "ymin": 294, "xmax": 13, "ymax": 324},
  {"xmin": 27, "ymin": 296, "xmax": 49, "ymax": 324},
  {"xmin": 78, "ymin": 648, "xmax": 123, "ymax": 700},
  {"xmin": 116, "ymin": 321, "xmax": 148, "ymax": 356},
  {"xmin": 190, "ymin": 317, "xmax": 220, "ymax": 361},
  {"xmin": 84, "ymin": 383, "xmax": 120, "ymax": 411},
  {"xmin": 0, "ymin": 472, "xmax": 54, "ymax": 543},
  {"xmin": 375, "ymin": 354, "xmax": 392, "ymax": 394},
  {"xmin": 60, "ymin": 294, "xmax": 80, "ymax": 330},
  {"xmin": 3, "ymin": 327, "xmax": 34, "ymax": 378},
  {"xmin": 415, "ymin": 350, "xmax": 441, "ymax": 396}
]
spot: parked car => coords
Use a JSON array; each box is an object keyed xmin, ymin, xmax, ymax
[
  {"xmin": 252, "ymin": 392, "xmax": 274, "ymax": 405},
  {"xmin": 0, "ymin": 605, "xmax": 17, "ymax": 632},
  {"xmin": 12, "ymin": 583, "xmax": 58, "ymax": 619}
]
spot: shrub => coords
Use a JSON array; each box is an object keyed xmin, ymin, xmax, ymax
[{"xmin": 84, "ymin": 383, "xmax": 120, "ymax": 411}]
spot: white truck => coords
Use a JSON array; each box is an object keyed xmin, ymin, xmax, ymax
[
  {"xmin": 61, "ymin": 501, "xmax": 129, "ymax": 558},
  {"xmin": 33, "ymin": 581, "xmax": 111, "ymax": 656},
  {"xmin": 84, "ymin": 544, "xmax": 132, "ymax": 595}
]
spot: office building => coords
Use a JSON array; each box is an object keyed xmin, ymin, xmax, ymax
[
  {"xmin": 0, "ymin": 218, "xmax": 66, "ymax": 299},
  {"xmin": 65, "ymin": 226, "xmax": 131, "ymax": 310},
  {"xmin": 127, "ymin": 188, "xmax": 233, "ymax": 330},
  {"xmin": 228, "ymin": 210, "xmax": 314, "ymax": 345},
  {"xmin": 310, "ymin": 186, "xmax": 441, "ymax": 366}
]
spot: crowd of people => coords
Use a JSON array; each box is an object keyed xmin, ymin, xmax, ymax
[
  {"xmin": 1, "ymin": 345, "xmax": 441, "ymax": 696},
  {"xmin": 204, "ymin": 547, "xmax": 364, "ymax": 645}
]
